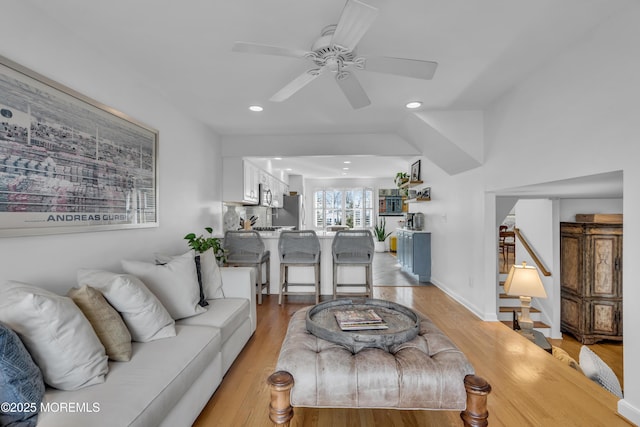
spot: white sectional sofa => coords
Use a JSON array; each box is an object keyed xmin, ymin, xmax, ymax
[{"xmin": 1, "ymin": 264, "xmax": 256, "ymax": 427}]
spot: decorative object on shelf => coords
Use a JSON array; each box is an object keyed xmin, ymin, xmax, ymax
[
  {"xmin": 394, "ymin": 172, "xmax": 409, "ymax": 196},
  {"xmin": 184, "ymin": 227, "xmax": 226, "ymax": 264},
  {"xmin": 373, "ymin": 218, "xmax": 392, "ymax": 252},
  {"xmin": 411, "ymin": 160, "xmax": 421, "ymax": 182},
  {"xmin": 223, "ymin": 205, "xmax": 240, "ymax": 232},
  {"xmin": 503, "ymin": 261, "xmax": 547, "ymax": 341},
  {"xmin": 417, "ymin": 187, "xmax": 431, "ymax": 201}
]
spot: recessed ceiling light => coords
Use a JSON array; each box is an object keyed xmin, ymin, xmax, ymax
[
  {"xmin": 343, "ymin": 161, "xmax": 351, "ymax": 164},
  {"xmin": 274, "ymin": 157, "xmax": 282, "ymax": 160},
  {"xmin": 405, "ymin": 101, "xmax": 422, "ymax": 109},
  {"xmin": 249, "ymin": 105, "xmax": 263, "ymax": 112},
  {"xmin": 285, "ymin": 168, "xmax": 292, "ymax": 171},
  {"xmin": 343, "ymin": 167, "xmax": 349, "ymax": 170}
]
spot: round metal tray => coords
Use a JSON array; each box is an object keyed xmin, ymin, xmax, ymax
[{"xmin": 306, "ymin": 298, "xmax": 420, "ymax": 354}]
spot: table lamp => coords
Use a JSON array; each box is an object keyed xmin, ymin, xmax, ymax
[{"xmin": 503, "ymin": 261, "xmax": 547, "ymax": 340}]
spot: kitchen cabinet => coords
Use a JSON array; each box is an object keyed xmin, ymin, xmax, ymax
[
  {"xmin": 396, "ymin": 229, "xmax": 431, "ymax": 282},
  {"xmin": 223, "ymin": 158, "xmax": 259, "ymax": 204},
  {"xmin": 560, "ymin": 222, "xmax": 623, "ymax": 344}
]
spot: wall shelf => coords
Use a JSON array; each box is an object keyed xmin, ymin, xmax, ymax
[
  {"xmin": 399, "ymin": 180, "xmax": 423, "ymax": 189},
  {"xmin": 404, "ymin": 197, "xmax": 431, "ymax": 203}
]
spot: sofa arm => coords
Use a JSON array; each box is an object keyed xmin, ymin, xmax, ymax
[{"xmin": 220, "ymin": 266, "xmax": 256, "ymax": 333}]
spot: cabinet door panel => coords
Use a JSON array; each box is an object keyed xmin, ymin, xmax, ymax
[
  {"xmin": 561, "ymin": 294, "xmax": 582, "ymax": 333},
  {"xmin": 560, "ymin": 235, "xmax": 581, "ymax": 294},
  {"xmin": 588, "ymin": 236, "xmax": 617, "ymax": 297},
  {"xmin": 589, "ymin": 300, "xmax": 619, "ymax": 336}
]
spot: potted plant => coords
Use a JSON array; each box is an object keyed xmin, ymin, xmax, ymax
[
  {"xmin": 394, "ymin": 172, "xmax": 409, "ymax": 197},
  {"xmin": 184, "ymin": 227, "xmax": 226, "ymax": 264},
  {"xmin": 373, "ymin": 218, "xmax": 392, "ymax": 252}
]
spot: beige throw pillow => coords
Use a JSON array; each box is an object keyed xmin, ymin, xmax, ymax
[{"xmin": 68, "ymin": 285, "xmax": 132, "ymax": 362}]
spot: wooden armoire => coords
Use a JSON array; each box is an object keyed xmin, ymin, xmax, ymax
[{"xmin": 560, "ymin": 222, "xmax": 623, "ymax": 344}]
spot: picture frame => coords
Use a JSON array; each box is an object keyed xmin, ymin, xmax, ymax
[
  {"xmin": 0, "ymin": 55, "xmax": 159, "ymax": 237},
  {"xmin": 410, "ymin": 160, "xmax": 421, "ymax": 182}
]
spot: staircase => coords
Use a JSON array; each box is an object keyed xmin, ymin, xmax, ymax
[{"xmin": 497, "ymin": 277, "xmax": 550, "ymax": 334}]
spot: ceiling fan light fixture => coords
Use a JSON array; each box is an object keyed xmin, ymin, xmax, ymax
[
  {"xmin": 405, "ymin": 101, "xmax": 422, "ymax": 109},
  {"xmin": 248, "ymin": 105, "xmax": 264, "ymax": 112}
]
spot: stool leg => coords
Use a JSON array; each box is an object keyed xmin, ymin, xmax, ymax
[
  {"xmin": 257, "ymin": 263, "xmax": 263, "ymax": 305},
  {"xmin": 279, "ymin": 263, "xmax": 285, "ymax": 305},
  {"xmin": 366, "ymin": 264, "xmax": 372, "ymax": 298},
  {"xmin": 314, "ymin": 263, "xmax": 320, "ymax": 304},
  {"xmin": 266, "ymin": 256, "xmax": 271, "ymax": 294},
  {"xmin": 332, "ymin": 263, "xmax": 337, "ymax": 299}
]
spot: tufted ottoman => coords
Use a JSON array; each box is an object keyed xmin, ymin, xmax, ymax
[{"xmin": 268, "ymin": 305, "xmax": 491, "ymax": 426}]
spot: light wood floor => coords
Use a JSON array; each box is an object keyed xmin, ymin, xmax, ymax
[{"xmin": 194, "ymin": 286, "xmax": 631, "ymax": 427}]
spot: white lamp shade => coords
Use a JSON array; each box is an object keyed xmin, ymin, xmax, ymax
[{"xmin": 504, "ymin": 262, "xmax": 547, "ymax": 298}]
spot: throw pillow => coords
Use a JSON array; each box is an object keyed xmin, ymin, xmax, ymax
[
  {"xmin": 551, "ymin": 345, "xmax": 583, "ymax": 374},
  {"xmin": 67, "ymin": 285, "xmax": 132, "ymax": 362},
  {"xmin": 579, "ymin": 345, "xmax": 623, "ymax": 398},
  {"xmin": 122, "ymin": 251, "xmax": 206, "ymax": 320},
  {"xmin": 0, "ymin": 322, "xmax": 45, "ymax": 427},
  {"xmin": 155, "ymin": 250, "xmax": 209, "ymax": 307},
  {"xmin": 77, "ymin": 269, "xmax": 176, "ymax": 342},
  {"xmin": 156, "ymin": 248, "xmax": 224, "ymax": 301},
  {"xmin": 199, "ymin": 247, "xmax": 225, "ymax": 299},
  {"xmin": 0, "ymin": 281, "xmax": 108, "ymax": 391}
]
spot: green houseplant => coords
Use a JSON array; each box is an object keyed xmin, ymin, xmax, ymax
[
  {"xmin": 184, "ymin": 227, "xmax": 226, "ymax": 264},
  {"xmin": 394, "ymin": 172, "xmax": 409, "ymax": 197},
  {"xmin": 373, "ymin": 218, "xmax": 392, "ymax": 252}
]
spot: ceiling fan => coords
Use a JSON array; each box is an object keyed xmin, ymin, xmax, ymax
[{"xmin": 232, "ymin": 0, "xmax": 438, "ymax": 109}]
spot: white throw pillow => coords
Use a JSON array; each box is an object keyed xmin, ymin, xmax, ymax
[
  {"xmin": 77, "ymin": 269, "xmax": 176, "ymax": 342},
  {"xmin": 579, "ymin": 345, "xmax": 623, "ymax": 398},
  {"xmin": 0, "ymin": 281, "xmax": 108, "ymax": 391},
  {"xmin": 199, "ymin": 248, "xmax": 224, "ymax": 299},
  {"xmin": 122, "ymin": 251, "xmax": 206, "ymax": 320}
]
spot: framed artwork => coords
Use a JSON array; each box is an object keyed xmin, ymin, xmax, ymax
[
  {"xmin": 411, "ymin": 160, "xmax": 421, "ymax": 181},
  {"xmin": 0, "ymin": 55, "xmax": 159, "ymax": 237}
]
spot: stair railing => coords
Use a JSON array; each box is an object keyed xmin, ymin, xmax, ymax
[{"xmin": 513, "ymin": 228, "xmax": 551, "ymax": 276}]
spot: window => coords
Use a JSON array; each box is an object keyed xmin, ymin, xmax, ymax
[{"xmin": 313, "ymin": 188, "xmax": 373, "ymax": 229}]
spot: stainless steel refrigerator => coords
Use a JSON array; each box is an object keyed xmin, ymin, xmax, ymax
[{"xmin": 272, "ymin": 195, "xmax": 305, "ymax": 230}]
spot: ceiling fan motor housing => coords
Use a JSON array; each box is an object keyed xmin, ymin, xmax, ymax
[{"xmin": 309, "ymin": 24, "xmax": 357, "ymax": 71}]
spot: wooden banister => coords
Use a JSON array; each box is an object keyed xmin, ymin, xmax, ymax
[{"xmin": 513, "ymin": 228, "xmax": 551, "ymax": 276}]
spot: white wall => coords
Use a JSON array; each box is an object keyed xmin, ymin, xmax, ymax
[
  {"xmin": 0, "ymin": 2, "xmax": 223, "ymax": 295},
  {"xmin": 482, "ymin": 5, "xmax": 640, "ymax": 422},
  {"xmin": 513, "ymin": 200, "xmax": 556, "ymax": 336},
  {"xmin": 559, "ymin": 198, "xmax": 624, "ymax": 222}
]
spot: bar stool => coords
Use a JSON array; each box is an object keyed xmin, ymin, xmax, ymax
[
  {"xmin": 278, "ymin": 230, "xmax": 321, "ymax": 305},
  {"xmin": 224, "ymin": 230, "xmax": 270, "ymax": 304},
  {"xmin": 332, "ymin": 229, "xmax": 374, "ymax": 299}
]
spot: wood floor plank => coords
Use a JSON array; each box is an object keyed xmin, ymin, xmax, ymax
[{"xmin": 194, "ymin": 285, "xmax": 630, "ymax": 427}]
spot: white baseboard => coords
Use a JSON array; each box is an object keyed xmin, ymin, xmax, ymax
[
  {"xmin": 430, "ymin": 277, "xmax": 498, "ymax": 321},
  {"xmin": 618, "ymin": 399, "xmax": 640, "ymax": 425}
]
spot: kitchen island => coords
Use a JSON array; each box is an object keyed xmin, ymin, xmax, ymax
[{"xmin": 257, "ymin": 231, "xmax": 369, "ymax": 298}]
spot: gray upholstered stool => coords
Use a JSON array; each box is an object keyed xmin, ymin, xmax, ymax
[
  {"xmin": 278, "ymin": 230, "xmax": 321, "ymax": 305},
  {"xmin": 224, "ymin": 230, "xmax": 270, "ymax": 304},
  {"xmin": 268, "ymin": 306, "xmax": 491, "ymax": 427},
  {"xmin": 332, "ymin": 229, "xmax": 374, "ymax": 298}
]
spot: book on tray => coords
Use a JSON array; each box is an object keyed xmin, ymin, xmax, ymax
[{"xmin": 334, "ymin": 309, "xmax": 388, "ymax": 331}]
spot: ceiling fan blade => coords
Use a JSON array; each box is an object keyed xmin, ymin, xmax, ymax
[
  {"xmin": 270, "ymin": 69, "xmax": 323, "ymax": 102},
  {"xmin": 232, "ymin": 41, "xmax": 309, "ymax": 59},
  {"xmin": 331, "ymin": 0, "xmax": 378, "ymax": 51},
  {"xmin": 364, "ymin": 57, "xmax": 438, "ymax": 80},
  {"xmin": 335, "ymin": 72, "xmax": 370, "ymax": 109}
]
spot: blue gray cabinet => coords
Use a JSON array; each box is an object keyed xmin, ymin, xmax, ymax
[{"xmin": 396, "ymin": 229, "xmax": 431, "ymax": 282}]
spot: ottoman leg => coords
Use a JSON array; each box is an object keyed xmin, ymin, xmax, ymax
[
  {"xmin": 268, "ymin": 371, "xmax": 294, "ymax": 426},
  {"xmin": 460, "ymin": 374, "xmax": 492, "ymax": 427}
]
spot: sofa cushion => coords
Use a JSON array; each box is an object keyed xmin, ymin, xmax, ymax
[
  {"xmin": 68, "ymin": 285, "xmax": 132, "ymax": 362},
  {"xmin": 77, "ymin": 270, "xmax": 176, "ymax": 343},
  {"xmin": 0, "ymin": 281, "xmax": 108, "ymax": 391},
  {"xmin": 37, "ymin": 324, "xmax": 222, "ymax": 427},
  {"xmin": 0, "ymin": 322, "xmax": 45, "ymax": 427},
  {"xmin": 122, "ymin": 251, "xmax": 206, "ymax": 320},
  {"xmin": 177, "ymin": 298, "xmax": 249, "ymax": 345},
  {"xmin": 199, "ymin": 248, "xmax": 224, "ymax": 299}
]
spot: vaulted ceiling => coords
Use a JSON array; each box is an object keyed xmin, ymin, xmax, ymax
[{"xmin": 20, "ymin": 0, "xmax": 631, "ymax": 178}]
